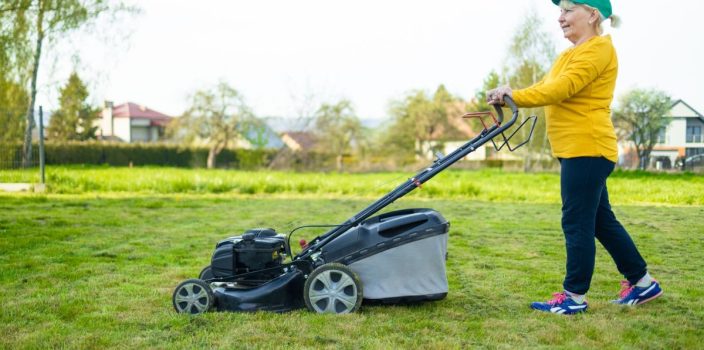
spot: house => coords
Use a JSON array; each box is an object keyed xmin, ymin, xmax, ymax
[
  {"xmin": 281, "ymin": 131, "xmax": 317, "ymax": 152},
  {"xmin": 619, "ymin": 99, "xmax": 704, "ymax": 169},
  {"xmin": 418, "ymin": 113, "xmax": 488, "ymax": 161},
  {"xmin": 96, "ymin": 101, "xmax": 173, "ymax": 142}
]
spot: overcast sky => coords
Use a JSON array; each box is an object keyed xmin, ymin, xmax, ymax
[{"xmin": 36, "ymin": 0, "xmax": 704, "ymax": 120}]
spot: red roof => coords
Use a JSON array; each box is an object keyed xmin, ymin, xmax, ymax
[{"xmin": 112, "ymin": 102, "xmax": 172, "ymax": 121}]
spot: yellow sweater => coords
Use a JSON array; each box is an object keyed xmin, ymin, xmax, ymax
[{"xmin": 512, "ymin": 35, "xmax": 618, "ymax": 162}]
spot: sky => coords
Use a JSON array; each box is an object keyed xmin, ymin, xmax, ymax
[{"xmin": 36, "ymin": 0, "xmax": 704, "ymax": 120}]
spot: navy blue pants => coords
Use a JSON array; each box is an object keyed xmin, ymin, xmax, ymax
[{"xmin": 560, "ymin": 157, "xmax": 647, "ymax": 295}]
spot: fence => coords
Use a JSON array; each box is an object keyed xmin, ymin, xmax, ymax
[
  {"xmin": 0, "ymin": 141, "xmax": 41, "ymax": 169},
  {"xmin": 0, "ymin": 107, "xmax": 45, "ymax": 168}
]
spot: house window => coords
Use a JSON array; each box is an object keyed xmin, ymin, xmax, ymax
[
  {"xmin": 687, "ymin": 126, "xmax": 702, "ymax": 143},
  {"xmin": 131, "ymin": 126, "xmax": 150, "ymax": 142},
  {"xmin": 657, "ymin": 128, "xmax": 666, "ymax": 144}
]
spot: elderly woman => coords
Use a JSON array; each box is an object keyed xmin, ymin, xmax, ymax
[{"xmin": 487, "ymin": 0, "xmax": 662, "ymax": 315}]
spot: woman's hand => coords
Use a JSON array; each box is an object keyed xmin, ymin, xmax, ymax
[{"xmin": 486, "ymin": 85, "xmax": 513, "ymax": 105}]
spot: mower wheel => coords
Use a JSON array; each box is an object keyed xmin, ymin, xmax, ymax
[
  {"xmin": 172, "ymin": 279, "xmax": 214, "ymax": 315},
  {"xmin": 199, "ymin": 266, "xmax": 214, "ymax": 280},
  {"xmin": 304, "ymin": 263, "xmax": 363, "ymax": 314}
]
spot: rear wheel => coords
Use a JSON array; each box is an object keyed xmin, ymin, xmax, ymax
[
  {"xmin": 304, "ymin": 263, "xmax": 363, "ymax": 314},
  {"xmin": 173, "ymin": 279, "xmax": 214, "ymax": 314}
]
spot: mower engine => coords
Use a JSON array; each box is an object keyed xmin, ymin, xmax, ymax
[{"xmin": 210, "ymin": 228, "xmax": 286, "ymax": 283}]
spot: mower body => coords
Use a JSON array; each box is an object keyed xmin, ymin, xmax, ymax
[{"xmin": 207, "ymin": 208, "xmax": 449, "ymax": 312}]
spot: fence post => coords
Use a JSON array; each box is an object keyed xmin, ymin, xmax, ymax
[{"xmin": 39, "ymin": 106, "xmax": 46, "ymax": 189}]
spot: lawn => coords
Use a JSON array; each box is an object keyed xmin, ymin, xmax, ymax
[{"xmin": 1, "ymin": 167, "xmax": 703, "ymax": 349}]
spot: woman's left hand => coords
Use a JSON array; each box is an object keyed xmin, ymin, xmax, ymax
[{"xmin": 486, "ymin": 85, "xmax": 513, "ymax": 105}]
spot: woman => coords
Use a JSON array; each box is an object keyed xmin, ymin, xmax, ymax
[{"xmin": 487, "ymin": 0, "xmax": 662, "ymax": 315}]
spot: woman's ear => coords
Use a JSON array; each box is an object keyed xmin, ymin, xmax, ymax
[{"xmin": 588, "ymin": 9, "xmax": 598, "ymax": 25}]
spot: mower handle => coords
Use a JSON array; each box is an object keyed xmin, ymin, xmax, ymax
[
  {"xmin": 493, "ymin": 96, "xmax": 518, "ymax": 124},
  {"xmin": 294, "ymin": 95, "xmax": 524, "ymax": 262}
]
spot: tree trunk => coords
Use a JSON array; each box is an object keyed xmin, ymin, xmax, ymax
[
  {"xmin": 638, "ymin": 149, "xmax": 649, "ymax": 170},
  {"xmin": 207, "ymin": 147, "xmax": 218, "ymax": 169},
  {"xmin": 207, "ymin": 141, "xmax": 226, "ymax": 169},
  {"xmin": 336, "ymin": 154, "xmax": 343, "ymax": 172},
  {"xmin": 22, "ymin": 0, "xmax": 45, "ymax": 168}
]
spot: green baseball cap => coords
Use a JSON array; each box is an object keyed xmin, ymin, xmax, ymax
[{"xmin": 552, "ymin": 0, "xmax": 612, "ymax": 19}]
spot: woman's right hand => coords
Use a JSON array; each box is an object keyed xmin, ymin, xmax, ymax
[{"xmin": 486, "ymin": 85, "xmax": 513, "ymax": 105}]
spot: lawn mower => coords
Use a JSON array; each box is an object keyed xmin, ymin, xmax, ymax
[{"xmin": 172, "ymin": 97, "xmax": 535, "ymax": 315}]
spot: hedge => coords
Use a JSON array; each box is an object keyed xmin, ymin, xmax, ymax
[
  {"xmin": 0, "ymin": 142, "xmax": 276, "ymax": 169},
  {"xmin": 1, "ymin": 142, "xmax": 541, "ymax": 171}
]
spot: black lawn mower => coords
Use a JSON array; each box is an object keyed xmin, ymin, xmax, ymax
[{"xmin": 172, "ymin": 97, "xmax": 535, "ymax": 315}]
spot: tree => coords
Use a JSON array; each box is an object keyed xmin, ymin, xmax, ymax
[
  {"xmin": 0, "ymin": 78, "xmax": 29, "ymax": 143},
  {"xmin": 47, "ymin": 71, "xmax": 98, "ymax": 141},
  {"xmin": 239, "ymin": 116, "xmax": 271, "ymax": 150},
  {"xmin": 313, "ymin": 99, "xmax": 363, "ymax": 172},
  {"xmin": 168, "ymin": 81, "xmax": 252, "ymax": 169},
  {"xmin": 1, "ymin": 0, "xmax": 134, "ymax": 166},
  {"xmin": 474, "ymin": 70, "xmax": 501, "ymax": 113},
  {"xmin": 384, "ymin": 85, "xmax": 469, "ymax": 161},
  {"xmin": 613, "ymin": 88, "xmax": 672, "ymax": 170},
  {"xmin": 502, "ymin": 9, "xmax": 556, "ymax": 171},
  {"xmin": 1, "ymin": 2, "xmax": 31, "ymax": 144}
]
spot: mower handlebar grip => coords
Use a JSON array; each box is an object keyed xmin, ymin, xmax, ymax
[{"xmin": 492, "ymin": 96, "xmax": 518, "ymax": 124}]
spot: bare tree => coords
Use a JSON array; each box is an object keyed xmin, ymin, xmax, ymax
[{"xmin": 169, "ymin": 82, "xmax": 253, "ymax": 169}]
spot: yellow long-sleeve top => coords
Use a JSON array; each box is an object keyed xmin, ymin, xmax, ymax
[{"xmin": 512, "ymin": 35, "xmax": 619, "ymax": 162}]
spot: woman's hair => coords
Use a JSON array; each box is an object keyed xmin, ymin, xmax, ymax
[{"xmin": 559, "ymin": 0, "xmax": 620, "ymax": 35}]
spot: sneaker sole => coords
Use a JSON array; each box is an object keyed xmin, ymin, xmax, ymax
[{"xmin": 636, "ymin": 290, "xmax": 663, "ymax": 305}]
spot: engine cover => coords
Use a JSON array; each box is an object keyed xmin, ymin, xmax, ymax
[{"xmin": 211, "ymin": 228, "xmax": 286, "ymax": 280}]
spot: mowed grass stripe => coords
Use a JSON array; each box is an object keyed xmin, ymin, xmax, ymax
[{"xmin": 2, "ymin": 166, "xmax": 703, "ymax": 205}]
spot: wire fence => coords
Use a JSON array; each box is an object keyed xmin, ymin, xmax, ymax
[
  {"xmin": 0, "ymin": 141, "xmax": 42, "ymax": 169},
  {"xmin": 0, "ymin": 107, "xmax": 45, "ymax": 181}
]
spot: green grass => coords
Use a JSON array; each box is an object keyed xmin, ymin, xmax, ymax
[
  {"xmin": 2, "ymin": 165, "xmax": 704, "ymax": 205},
  {"xmin": 1, "ymin": 167, "xmax": 703, "ymax": 348}
]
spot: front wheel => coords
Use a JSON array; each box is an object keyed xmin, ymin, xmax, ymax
[
  {"xmin": 303, "ymin": 263, "xmax": 363, "ymax": 314},
  {"xmin": 173, "ymin": 279, "xmax": 214, "ymax": 314}
]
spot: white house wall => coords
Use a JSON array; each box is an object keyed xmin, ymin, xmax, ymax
[
  {"xmin": 666, "ymin": 118, "xmax": 687, "ymax": 146},
  {"xmin": 114, "ymin": 118, "xmax": 131, "ymax": 142},
  {"xmin": 670, "ymin": 103, "xmax": 698, "ymax": 117},
  {"xmin": 101, "ymin": 108, "xmax": 113, "ymax": 136}
]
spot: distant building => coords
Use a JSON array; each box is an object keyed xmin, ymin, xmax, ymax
[
  {"xmin": 96, "ymin": 101, "xmax": 173, "ymax": 142},
  {"xmin": 281, "ymin": 131, "xmax": 317, "ymax": 151},
  {"xmin": 234, "ymin": 121, "xmax": 285, "ymax": 150},
  {"xmin": 419, "ymin": 114, "xmax": 489, "ymax": 161},
  {"xmin": 619, "ymin": 99, "xmax": 704, "ymax": 169}
]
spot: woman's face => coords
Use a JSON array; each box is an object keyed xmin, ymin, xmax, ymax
[{"xmin": 558, "ymin": 5, "xmax": 598, "ymax": 44}]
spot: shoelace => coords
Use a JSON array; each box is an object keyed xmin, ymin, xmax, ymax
[
  {"xmin": 547, "ymin": 292, "xmax": 567, "ymax": 305},
  {"xmin": 619, "ymin": 280, "xmax": 634, "ymax": 299}
]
